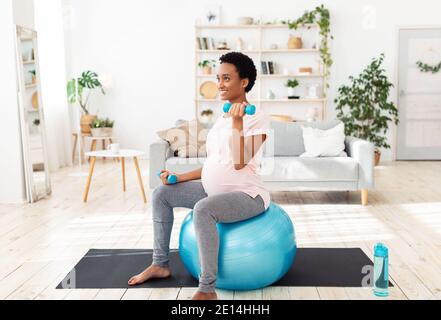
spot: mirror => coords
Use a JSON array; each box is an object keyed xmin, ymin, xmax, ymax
[{"xmin": 14, "ymin": 25, "xmax": 51, "ymax": 203}]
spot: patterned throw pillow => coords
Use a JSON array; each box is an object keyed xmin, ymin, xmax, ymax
[{"xmin": 157, "ymin": 119, "xmax": 208, "ymax": 158}]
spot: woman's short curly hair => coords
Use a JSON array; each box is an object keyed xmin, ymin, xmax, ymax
[{"xmin": 219, "ymin": 52, "xmax": 257, "ymax": 93}]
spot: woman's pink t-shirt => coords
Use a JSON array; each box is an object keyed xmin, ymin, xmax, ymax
[{"xmin": 201, "ymin": 110, "xmax": 271, "ymax": 210}]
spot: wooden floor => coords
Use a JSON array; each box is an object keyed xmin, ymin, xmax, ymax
[{"xmin": 1, "ymin": 159, "xmax": 441, "ymax": 300}]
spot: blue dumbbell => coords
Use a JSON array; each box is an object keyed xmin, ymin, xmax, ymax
[
  {"xmin": 157, "ymin": 171, "xmax": 178, "ymax": 184},
  {"xmin": 223, "ymin": 102, "xmax": 256, "ymax": 115}
]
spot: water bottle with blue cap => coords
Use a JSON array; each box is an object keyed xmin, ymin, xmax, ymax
[{"xmin": 373, "ymin": 242, "xmax": 389, "ymax": 297}]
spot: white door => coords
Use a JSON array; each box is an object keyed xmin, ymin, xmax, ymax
[{"xmin": 397, "ymin": 28, "xmax": 441, "ymax": 160}]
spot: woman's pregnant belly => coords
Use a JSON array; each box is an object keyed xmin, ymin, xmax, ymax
[{"xmin": 201, "ymin": 157, "xmax": 261, "ymax": 196}]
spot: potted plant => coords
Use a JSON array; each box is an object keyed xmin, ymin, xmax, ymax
[
  {"xmin": 200, "ymin": 109, "xmax": 214, "ymax": 124},
  {"xmin": 285, "ymin": 79, "xmax": 299, "ymax": 97},
  {"xmin": 283, "ymin": 4, "xmax": 333, "ymax": 91},
  {"xmin": 90, "ymin": 117, "xmax": 114, "ymax": 137},
  {"xmin": 67, "ymin": 70, "xmax": 106, "ymax": 134},
  {"xmin": 198, "ymin": 60, "xmax": 216, "ymax": 75},
  {"xmin": 31, "ymin": 118, "xmax": 40, "ymax": 134},
  {"xmin": 334, "ymin": 54, "xmax": 399, "ymax": 166},
  {"xmin": 29, "ymin": 70, "xmax": 36, "ymax": 84}
]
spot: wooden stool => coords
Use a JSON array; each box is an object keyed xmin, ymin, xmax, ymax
[
  {"xmin": 72, "ymin": 133, "xmax": 118, "ymax": 164},
  {"xmin": 72, "ymin": 132, "xmax": 91, "ymax": 164}
]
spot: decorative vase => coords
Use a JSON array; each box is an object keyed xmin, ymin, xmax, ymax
[
  {"xmin": 91, "ymin": 127, "xmax": 113, "ymax": 137},
  {"xmin": 374, "ymin": 150, "xmax": 381, "ymax": 166},
  {"xmin": 267, "ymin": 90, "xmax": 276, "ymax": 100},
  {"xmin": 306, "ymin": 107, "xmax": 318, "ymax": 122},
  {"xmin": 80, "ymin": 114, "xmax": 97, "ymax": 134},
  {"xmin": 288, "ymin": 36, "xmax": 302, "ymax": 49},
  {"xmin": 237, "ymin": 17, "xmax": 254, "ymax": 25},
  {"xmin": 31, "ymin": 92, "xmax": 39, "ymax": 109},
  {"xmin": 202, "ymin": 66, "xmax": 212, "ymax": 75},
  {"xmin": 306, "ymin": 84, "xmax": 319, "ymax": 99},
  {"xmin": 236, "ymin": 37, "xmax": 244, "ymax": 51}
]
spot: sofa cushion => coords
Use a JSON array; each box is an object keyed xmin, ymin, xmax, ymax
[
  {"xmin": 300, "ymin": 122, "xmax": 346, "ymax": 157},
  {"xmin": 269, "ymin": 120, "xmax": 342, "ymax": 156},
  {"xmin": 157, "ymin": 119, "xmax": 208, "ymax": 158},
  {"xmin": 261, "ymin": 156, "xmax": 358, "ymax": 182}
]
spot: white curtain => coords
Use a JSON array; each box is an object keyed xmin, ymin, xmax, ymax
[{"xmin": 33, "ymin": 0, "xmax": 72, "ymax": 171}]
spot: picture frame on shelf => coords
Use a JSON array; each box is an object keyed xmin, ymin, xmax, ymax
[
  {"xmin": 22, "ymin": 50, "xmax": 29, "ymax": 62},
  {"xmin": 202, "ymin": 5, "xmax": 221, "ymax": 25}
]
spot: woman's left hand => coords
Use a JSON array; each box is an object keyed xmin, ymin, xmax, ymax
[{"xmin": 229, "ymin": 102, "xmax": 247, "ymax": 121}]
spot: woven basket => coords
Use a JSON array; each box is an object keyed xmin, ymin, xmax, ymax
[
  {"xmin": 80, "ymin": 114, "xmax": 97, "ymax": 134},
  {"xmin": 288, "ymin": 36, "xmax": 302, "ymax": 49}
]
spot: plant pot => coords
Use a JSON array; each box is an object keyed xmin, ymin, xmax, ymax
[
  {"xmin": 31, "ymin": 75, "xmax": 37, "ymax": 84},
  {"xmin": 202, "ymin": 66, "xmax": 212, "ymax": 75},
  {"xmin": 287, "ymin": 87, "xmax": 296, "ymax": 96},
  {"xmin": 200, "ymin": 114, "xmax": 213, "ymax": 125},
  {"xmin": 91, "ymin": 127, "xmax": 113, "ymax": 137},
  {"xmin": 80, "ymin": 114, "xmax": 97, "ymax": 134},
  {"xmin": 374, "ymin": 150, "xmax": 381, "ymax": 166}
]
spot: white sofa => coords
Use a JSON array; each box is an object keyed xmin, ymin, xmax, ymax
[{"xmin": 149, "ymin": 120, "xmax": 375, "ymax": 205}]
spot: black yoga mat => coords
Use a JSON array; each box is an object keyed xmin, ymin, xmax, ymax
[{"xmin": 57, "ymin": 248, "xmax": 392, "ymax": 289}]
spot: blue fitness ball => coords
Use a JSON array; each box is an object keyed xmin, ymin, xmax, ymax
[{"xmin": 179, "ymin": 202, "xmax": 296, "ymax": 290}]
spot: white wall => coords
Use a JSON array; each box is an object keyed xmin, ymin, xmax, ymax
[
  {"xmin": 64, "ymin": 0, "xmax": 441, "ymax": 161},
  {"xmin": 13, "ymin": 0, "xmax": 35, "ymax": 29},
  {"xmin": 34, "ymin": 0, "xmax": 72, "ymax": 171},
  {"xmin": 0, "ymin": 0, "xmax": 28, "ymax": 203}
]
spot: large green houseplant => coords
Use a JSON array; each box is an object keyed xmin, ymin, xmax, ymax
[
  {"xmin": 67, "ymin": 70, "xmax": 106, "ymax": 134},
  {"xmin": 334, "ymin": 54, "xmax": 399, "ymax": 165}
]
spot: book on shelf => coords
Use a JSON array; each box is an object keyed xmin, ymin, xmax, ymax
[
  {"xmin": 261, "ymin": 61, "xmax": 268, "ymax": 75},
  {"xmin": 268, "ymin": 61, "xmax": 275, "ymax": 74},
  {"xmin": 261, "ymin": 61, "xmax": 275, "ymax": 74},
  {"xmin": 196, "ymin": 37, "xmax": 205, "ymax": 50},
  {"xmin": 196, "ymin": 37, "xmax": 202, "ymax": 50},
  {"xmin": 196, "ymin": 37, "xmax": 216, "ymax": 50}
]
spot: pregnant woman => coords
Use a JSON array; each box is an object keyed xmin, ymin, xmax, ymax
[{"xmin": 128, "ymin": 52, "xmax": 271, "ymax": 300}]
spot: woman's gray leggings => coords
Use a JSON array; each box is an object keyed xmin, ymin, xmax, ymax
[{"xmin": 151, "ymin": 180, "xmax": 266, "ymax": 293}]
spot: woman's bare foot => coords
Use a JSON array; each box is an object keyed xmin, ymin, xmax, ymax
[
  {"xmin": 191, "ymin": 290, "xmax": 218, "ymax": 300},
  {"xmin": 128, "ymin": 264, "xmax": 171, "ymax": 286}
]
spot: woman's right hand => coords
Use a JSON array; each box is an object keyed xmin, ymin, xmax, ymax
[{"xmin": 158, "ymin": 170, "xmax": 179, "ymax": 185}]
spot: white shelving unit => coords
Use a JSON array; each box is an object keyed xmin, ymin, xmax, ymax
[{"xmin": 194, "ymin": 23, "xmax": 328, "ymax": 121}]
